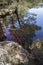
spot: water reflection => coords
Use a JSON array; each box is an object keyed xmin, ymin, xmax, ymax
[
  {"xmin": 38, "ymin": 3, "xmax": 43, "ymax": 7},
  {"xmin": 29, "ymin": 7, "xmax": 43, "ymax": 40},
  {"xmin": 0, "ymin": 7, "xmax": 42, "ymax": 45}
]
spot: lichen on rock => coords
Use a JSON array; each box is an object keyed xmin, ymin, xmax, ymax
[
  {"xmin": 0, "ymin": 40, "xmax": 43, "ymax": 65},
  {"xmin": 0, "ymin": 41, "xmax": 29, "ymax": 65}
]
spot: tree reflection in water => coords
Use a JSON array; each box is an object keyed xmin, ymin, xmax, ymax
[
  {"xmin": 0, "ymin": 12, "xmax": 41, "ymax": 50},
  {"xmin": 7, "ymin": 13, "xmax": 41, "ymax": 49}
]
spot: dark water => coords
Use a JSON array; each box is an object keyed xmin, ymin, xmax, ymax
[{"xmin": 28, "ymin": 7, "xmax": 43, "ymax": 40}]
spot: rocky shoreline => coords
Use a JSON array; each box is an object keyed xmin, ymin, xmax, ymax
[{"xmin": 0, "ymin": 40, "xmax": 43, "ymax": 65}]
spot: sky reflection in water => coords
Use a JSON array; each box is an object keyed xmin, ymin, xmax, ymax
[
  {"xmin": 29, "ymin": 7, "xmax": 43, "ymax": 40},
  {"xmin": 5, "ymin": 7, "xmax": 43, "ymax": 41}
]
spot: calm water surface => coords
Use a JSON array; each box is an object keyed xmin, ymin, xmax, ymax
[
  {"xmin": 5, "ymin": 7, "xmax": 43, "ymax": 41},
  {"xmin": 29, "ymin": 7, "xmax": 43, "ymax": 40}
]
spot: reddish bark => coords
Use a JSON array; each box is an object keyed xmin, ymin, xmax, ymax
[{"xmin": 9, "ymin": 29, "xmax": 22, "ymax": 45}]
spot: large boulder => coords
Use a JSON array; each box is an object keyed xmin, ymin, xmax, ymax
[
  {"xmin": 0, "ymin": 41, "xmax": 33, "ymax": 65},
  {"xmin": 0, "ymin": 40, "xmax": 43, "ymax": 65}
]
